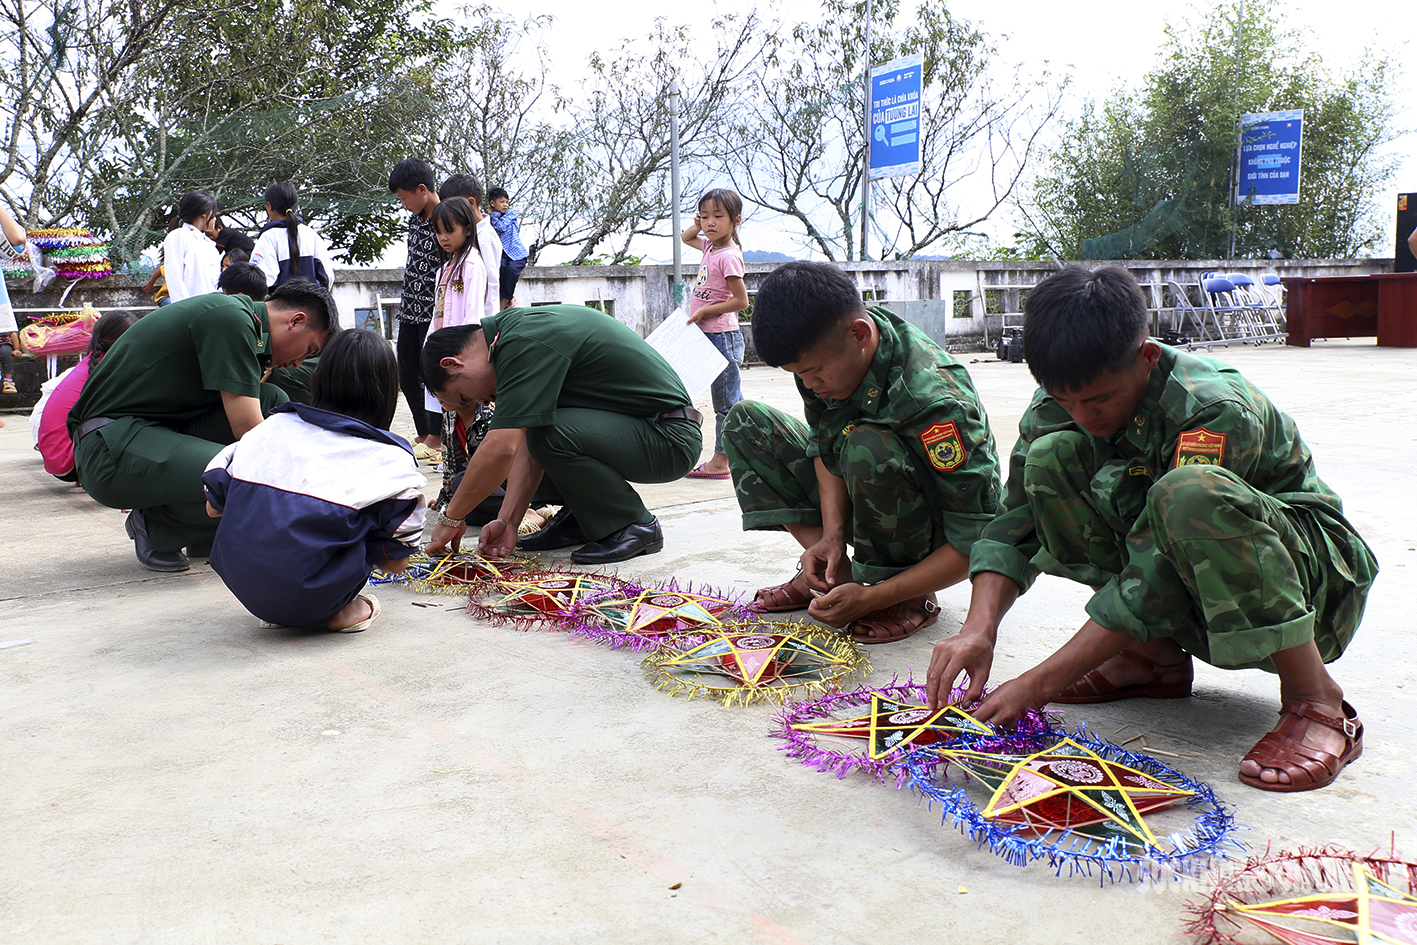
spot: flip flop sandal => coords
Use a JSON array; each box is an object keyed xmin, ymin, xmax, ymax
[
  {"xmin": 334, "ymin": 593, "xmax": 381, "ymax": 633},
  {"xmin": 685, "ymin": 464, "xmax": 732, "ymax": 480},
  {"xmin": 751, "ymin": 570, "xmax": 812, "ymax": 613},
  {"xmin": 1051, "ymin": 649, "xmax": 1194, "ymax": 704},
  {"xmin": 1238, "ymin": 700, "xmax": 1363, "ymax": 793},
  {"xmin": 847, "ymin": 595, "xmax": 940, "ymax": 644}
]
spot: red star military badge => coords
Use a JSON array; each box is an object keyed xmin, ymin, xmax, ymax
[
  {"xmin": 919, "ymin": 421, "xmax": 966, "ymax": 472},
  {"xmin": 1174, "ymin": 427, "xmax": 1227, "ymax": 468}
]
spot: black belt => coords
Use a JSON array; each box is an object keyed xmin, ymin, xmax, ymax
[
  {"xmin": 75, "ymin": 417, "xmax": 116, "ymax": 439},
  {"xmin": 658, "ymin": 406, "xmax": 703, "ymax": 424}
]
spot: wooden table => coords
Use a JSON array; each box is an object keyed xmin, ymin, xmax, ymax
[{"xmin": 1283, "ymin": 272, "xmax": 1417, "ymax": 347}]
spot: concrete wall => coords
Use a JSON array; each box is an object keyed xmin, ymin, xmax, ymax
[{"xmin": 3, "ymin": 257, "xmax": 1394, "ymax": 393}]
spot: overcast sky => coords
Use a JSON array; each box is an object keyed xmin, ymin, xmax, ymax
[{"xmin": 428, "ymin": 0, "xmax": 1413, "ymax": 263}]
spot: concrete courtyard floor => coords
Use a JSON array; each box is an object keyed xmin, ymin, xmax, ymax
[{"xmin": 4, "ymin": 338, "xmax": 1416, "ymax": 944}]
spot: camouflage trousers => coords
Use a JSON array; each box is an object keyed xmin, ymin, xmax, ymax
[
  {"xmin": 1025, "ymin": 430, "xmax": 1376, "ymax": 669},
  {"xmin": 722, "ymin": 400, "xmax": 940, "ymax": 584}
]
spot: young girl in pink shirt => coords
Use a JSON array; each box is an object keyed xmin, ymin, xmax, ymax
[{"xmin": 681, "ymin": 188, "xmax": 748, "ymax": 479}]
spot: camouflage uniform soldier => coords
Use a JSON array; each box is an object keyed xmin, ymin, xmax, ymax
[
  {"xmin": 926, "ymin": 266, "xmax": 1376, "ymax": 793},
  {"xmin": 723, "ymin": 261, "xmax": 1002, "ymax": 643}
]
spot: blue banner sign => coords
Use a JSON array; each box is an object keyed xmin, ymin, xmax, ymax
[
  {"xmin": 1236, "ymin": 110, "xmax": 1303, "ymax": 205},
  {"xmin": 869, "ymin": 54, "xmax": 923, "ymax": 180}
]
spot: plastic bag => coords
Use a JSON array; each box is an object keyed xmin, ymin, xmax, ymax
[
  {"xmin": 28, "ymin": 241, "xmax": 56, "ymax": 293},
  {"xmin": 18, "ymin": 303, "xmax": 96, "ymax": 356}
]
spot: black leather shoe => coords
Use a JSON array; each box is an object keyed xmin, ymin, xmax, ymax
[
  {"xmin": 517, "ymin": 506, "xmax": 585, "ymax": 551},
  {"xmin": 185, "ymin": 538, "xmax": 213, "ymax": 558},
  {"xmin": 571, "ymin": 518, "xmax": 664, "ymax": 564},
  {"xmin": 125, "ymin": 510, "xmax": 191, "ymax": 572}
]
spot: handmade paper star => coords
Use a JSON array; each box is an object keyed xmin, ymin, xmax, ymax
[
  {"xmin": 774, "ymin": 683, "xmax": 1059, "ymax": 785},
  {"xmin": 792, "ymin": 693, "xmax": 995, "ymax": 759},
  {"xmin": 643, "ymin": 621, "xmax": 869, "ymax": 707},
  {"xmin": 371, "ymin": 551, "xmax": 534, "ymax": 595},
  {"xmin": 586, "ymin": 589, "xmax": 732, "ymax": 635},
  {"xmin": 477, "ymin": 572, "xmax": 623, "ymax": 627},
  {"xmin": 937, "ymin": 737, "xmax": 1195, "ymax": 849},
  {"xmin": 1228, "ymin": 862, "xmax": 1417, "ymax": 945}
]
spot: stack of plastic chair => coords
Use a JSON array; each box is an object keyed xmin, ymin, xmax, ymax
[
  {"xmin": 1200, "ymin": 275, "xmax": 1268, "ymax": 344},
  {"xmin": 1221, "ymin": 272, "xmax": 1286, "ymax": 342},
  {"xmin": 1165, "ymin": 280, "xmax": 1227, "ymax": 349}
]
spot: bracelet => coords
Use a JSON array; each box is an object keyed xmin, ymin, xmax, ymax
[{"xmin": 432, "ymin": 509, "xmax": 463, "ymax": 528}]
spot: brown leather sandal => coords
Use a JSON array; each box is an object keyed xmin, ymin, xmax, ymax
[
  {"xmin": 1238, "ymin": 700, "xmax": 1363, "ymax": 793},
  {"xmin": 751, "ymin": 570, "xmax": 812, "ymax": 613},
  {"xmin": 1051, "ymin": 649, "xmax": 1194, "ymax": 704},
  {"xmin": 847, "ymin": 595, "xmax": 940, "ymax": 644}
]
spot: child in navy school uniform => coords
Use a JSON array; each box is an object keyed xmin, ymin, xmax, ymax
[{"xmin": 203, "ymin": 329, "xmax": 427, "ymax": 632}]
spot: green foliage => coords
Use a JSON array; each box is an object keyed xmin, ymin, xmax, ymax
[
  {"xmin": 1, "ymin": 0, "xmax": 456, "ymax": 265},
  {"xmin": 721, "ymin": 0, "xmax": 1060, "ymax": 261},
  {"xmin": 1022, "ymin": 0, "xmax": 1400, "ymax": 260},
  {"xmin": 560, "ymin": 254, "xmax": 644, "ymax": 267}
]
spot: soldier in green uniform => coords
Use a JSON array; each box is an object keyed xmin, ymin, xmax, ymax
[
  {"xmin": 926, "ymin": 266, "xmax": 1377, "ymax": 792},
  {"xmin": 419, "ymin": 305, "xmax": 702, "ymax": 564},
  {"xmin": 69, "ymin": 281, "xmax": 337, "ymax": 573},
  {"xmin": 722, "ymin": 261, "xmax": 1003, "ymax": 644}
]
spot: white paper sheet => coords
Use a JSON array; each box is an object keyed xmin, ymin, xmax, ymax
[{"xmin": 645, "ymin": 306, "xmax": 729, "ymax": 399}]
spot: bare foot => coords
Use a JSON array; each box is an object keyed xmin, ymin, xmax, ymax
[
  {"xmin": 1239, "ymin": 684, "xmax": 1349, "ymax": 787},
  {"xmin": 327, "ymin": 595, "xmax": 373, "ymax": 631},
  {"xmin": 700, "ymin": 452, "xmax": 731, "ymax": 475}
]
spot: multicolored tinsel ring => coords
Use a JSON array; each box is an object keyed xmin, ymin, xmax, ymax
[
  {"xmin": 642, "ymin": 619, "xmax": 869, "ymax": 707},
  {"xmin": 903, "ymin": 728, "xmax": 1239, "ymax": 882},
  {"xmin": 772, "ymin": 682, "xmax": 1056, "ymax": 786},
  {"xmin": 1186, "ymin": 845, "xmax": 1417, "ymax": 945},
  {"xmin": 469, "ymin": 571, "xmax": 626, "ymax": 630},
  {"xmin": 568, "ymin": 582, "xmax": 751, "ymax": 650},
  {"xmin": 370, "ymin": 551, "xmax": 535, "ymax": 596},
  {"xmin": 27, "ymin": 227, "xmax": 114, "ymax": 279}
]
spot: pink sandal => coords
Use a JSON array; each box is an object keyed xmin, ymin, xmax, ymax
[{"xmin": 685, "ymin": 464, "xmax": 731, "ymax": 480}]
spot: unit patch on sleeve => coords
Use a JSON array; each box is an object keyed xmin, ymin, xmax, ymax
[
  {"xmin": 919, "ymin": 421, "xmax": 967, "ymax": 472},
  {"xmin": 1173, "ymin": 427, "xmax": 1227, "ymax": 467}
]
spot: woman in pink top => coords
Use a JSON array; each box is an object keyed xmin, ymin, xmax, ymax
[
  {"xmin": 38, "ymin": 310, "xmax": 140, "ymax": 480},
  {"xmin": 681, "ymin": 188, "xmax": 749, "ymax": 479}
]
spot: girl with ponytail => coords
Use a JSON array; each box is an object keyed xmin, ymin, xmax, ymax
[
  {"xmin": 251, "ymin": 182, "xmax": 337, "ymax": 291},
  {"xmin": 162, "ymin": 192, "xmax": 221, "ymax": 301}
]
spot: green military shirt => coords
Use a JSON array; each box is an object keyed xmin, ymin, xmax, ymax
[
  {"xmin": 971, "ymin": 344, "xmax": 1376, "ymax": 637},
  {"xmin": 482, "ymin": 305, "xmax": 691, "ymax": 429},
  {"xmin": 70, "ymin": 293, "xmax": 272, "ymax": 434},
  {"xmin": 801, "ymin": 307, "xmax": 1003, "ymax": 559}
]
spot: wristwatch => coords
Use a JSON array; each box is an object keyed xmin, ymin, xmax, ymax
[{"xmin": 432, "ymin": 509, "xmax": 463, "ymax": 528}]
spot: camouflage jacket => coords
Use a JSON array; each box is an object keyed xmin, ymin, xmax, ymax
[
  {"xmin": 971, "ymin": 345, "xmax": 1372, "ymax": 610},
  {"xmin": 800, "ymin": 306, "xmax": 1003, "ymax": 559}
]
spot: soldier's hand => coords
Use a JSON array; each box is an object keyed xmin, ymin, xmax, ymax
[
  {"xmin": 971, "ymin": 674, "xmax": 1048, "ymax": 728},
  {"xmin": 925, "ymin": 632, "xmax": 995, "ymax": 709},
  {"xmin": 807, "ymin": 582, "xmax": 879, "ymax": 627},
  {"xmin": 800, "ymin": 537, "xmax": 848, "ymax": 593},
  {"xmin": 477, "ymin": 518, "xmax": 517, "ymax": 557},
  {"xmin": 426, "ymin": 521, "xmax": 466, "ymax": 555}
]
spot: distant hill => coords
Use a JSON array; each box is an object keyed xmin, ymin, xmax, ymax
[{"xmin": 743, "ymin": 250, "xmax": 795, "ymax": 263}]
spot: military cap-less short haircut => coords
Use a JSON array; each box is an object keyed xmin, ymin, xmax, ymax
[
  {"xmin": 1022, "ymin": 266, "xmax": 1150, "ymax": 393},
  {"xmin": 750, "ymin": 261, "xmax": 864, "ymax": 367},
  {"xmin": 420, "ymin": 323, "xmax": 483, "ymax": 392},
  {"xmin": 266, "ymin": 278, "xmax": 339, "ymax": 335}
]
